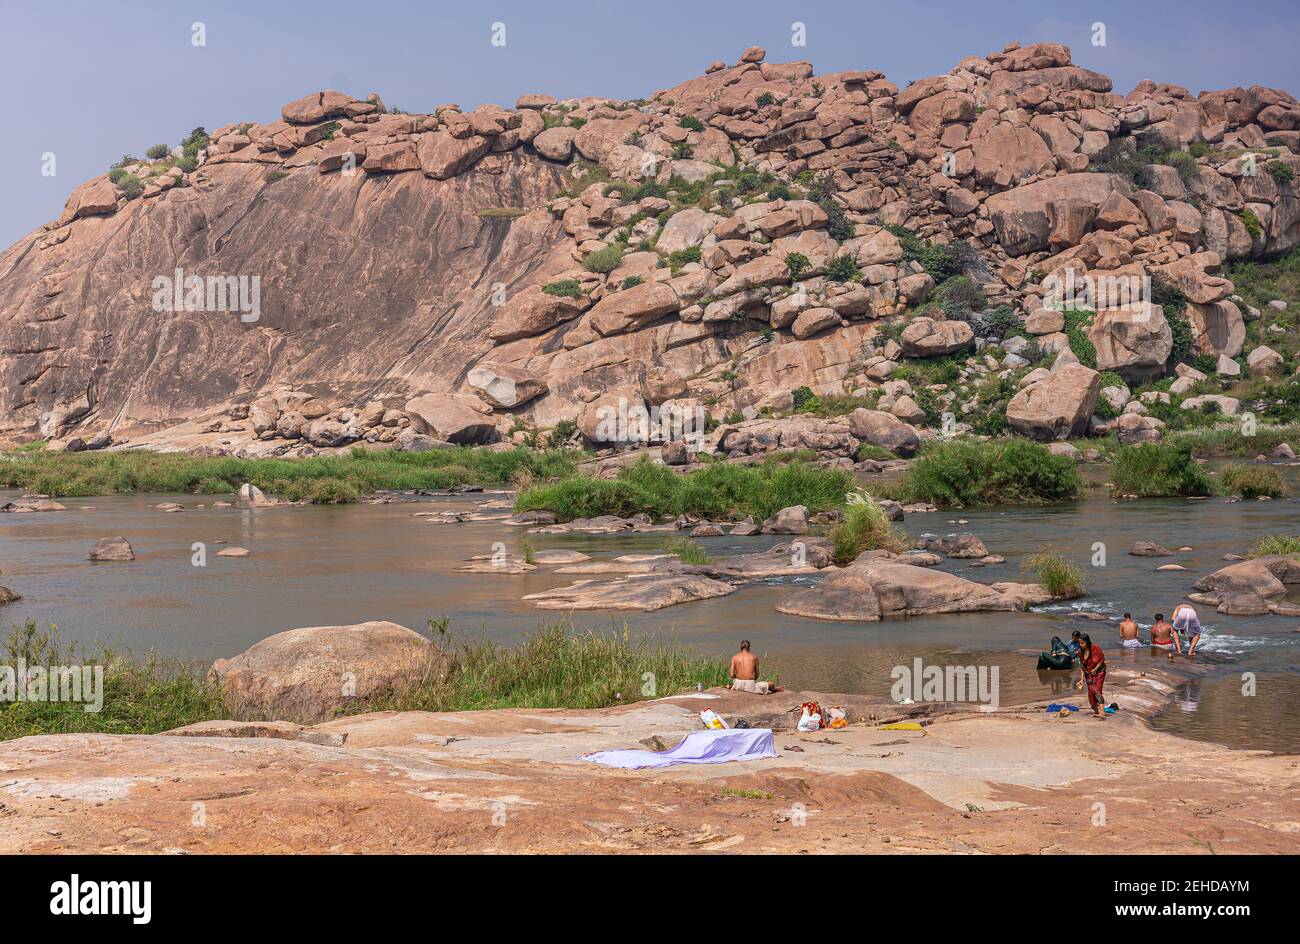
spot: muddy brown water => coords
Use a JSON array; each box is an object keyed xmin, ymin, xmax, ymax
[{"xmin": 2, "ymin": 484, "xmax": 1298, "ymax": 753}]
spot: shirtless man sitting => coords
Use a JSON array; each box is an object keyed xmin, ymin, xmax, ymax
[
  {"xmin": 729, "ymin": 640, "xmax": 771, "ymax": 694},
  {"xmin": 1150, "ymin": 613, "xmax": 1176, "ymax": 659},
  {"xmin": 1119, "ymin": 613, "xmax": 1141, "ymax": 648}
]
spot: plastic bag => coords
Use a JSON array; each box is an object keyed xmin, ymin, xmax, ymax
[
  {"xmin": 700, "ymin": 709, "xmax": 729, "ymax": 730},
  {"xmin": 796, "ymin": 708, "xmax": 822, "ymax": 732}
]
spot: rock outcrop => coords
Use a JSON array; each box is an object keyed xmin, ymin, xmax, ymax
[
  {"xmin": 2, "ymin": 41, "xmax": 1297, "ymax": 451},
  {"xmin": 210, "ymin": 621, "xmax": 443, "ymax": 722}
]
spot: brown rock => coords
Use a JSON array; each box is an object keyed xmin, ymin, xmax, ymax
[{"xmin": 211, "ymin": 621, "xmax": 442, "ymax": 722}]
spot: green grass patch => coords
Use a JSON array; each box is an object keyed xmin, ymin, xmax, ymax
[
  {"xmin": 827, "ymin": 493, "xmax": 910, "ymax": 565},
  {"xmin": 1109, "ymin": 443, "xmax": 1213, "ymax": 497},
  {"xmin": 1021, "ymin": 548, "xmax": 1087, "ymax": 597},
  {"xmin": 895, "ymin": 439, "xmax": 1084, "ymax": 507},
  {"xmin": 663, "ymin": 537, "xmax": 711, "ymax": 565},
  {"xmin": 0, "ymin": 446, "xmax": 581, "ymax": 500},
  {"xmin": 1219, "ymin": 463, "xmax": 1286, "ymax": 498},
  {"xmin": 516, "ymin": 456, "xmax": 854, "ymax": 522},
  {"xmin": 1248, "ymin": 535, "xmax": 1300, "ymax": 558}
]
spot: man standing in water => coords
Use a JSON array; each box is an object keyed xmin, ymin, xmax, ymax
[
  {"xmin": 1119, "ymin": 613, "xmax": 1141, "ymax": 648},
  {"xmin": 729, "ymin": 640, "xmax": 771, "ymax": 694}
]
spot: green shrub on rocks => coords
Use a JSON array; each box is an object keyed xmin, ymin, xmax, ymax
[
  {"xmin": 583, "ymin": 244, "xmax": 624, "ymax": 274},
  {"xmin": 898, "ymin": 439, "xmax": 1084, "ymax": 507},
  {"xmin": 1110, "ymin": 443, "xmax": 1213, "ymax": 497},
  {"xmin": 542, "ymin": 278, "xmax": 583, "ymax": 298}
]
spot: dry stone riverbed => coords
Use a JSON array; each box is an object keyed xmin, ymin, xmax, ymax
[{"xmin": 2, "ymin": 486, "xmax": 1298, "ymax": 753}]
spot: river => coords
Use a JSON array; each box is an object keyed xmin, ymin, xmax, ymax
[{"xmin": 3, "ymin": 485, "xmax": 1298, "ymax": 752}]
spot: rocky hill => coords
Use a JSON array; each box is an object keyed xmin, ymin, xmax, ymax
[{"xmin": 2, "ymin": 41, "xmax": 1297, "ymax": 456}]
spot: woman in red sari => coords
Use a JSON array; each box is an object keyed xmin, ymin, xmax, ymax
[{"xmin": 1076, "ymin": 633, "xmax": 1107, "ymax": 719}]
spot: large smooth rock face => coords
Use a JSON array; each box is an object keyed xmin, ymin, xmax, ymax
[
  {"xmin": 1, "ymin": 151, "xmax": 564, "ymax": 442},
  {"xmin": 523, "ymin": 575, "xmax": 735, "ymax": 611},
  {"xmin": 848, "ymin": 408, "xmax": 921, "ymax": 457},
  {"xmin": 404, "ymin": 395, "xmax": 496, "ymax": 444},
  {"xmin": 1087, "ymin": 304, "xmax": 1172, "ymax": 379},
  {"xmin": 1186, "ymin": 300, "xmax": 1246, "ymax": 357},
  {"xmin": 776, "ymin": 559, "xmax": 1051, "ymax": 622},
  {"xmin": 211, "ymin": 621, "xmax": 441, "ymax": 723},
  {"xmin": 1006, "ymin": 363, "xmax": 1100, "ymax": 440}
]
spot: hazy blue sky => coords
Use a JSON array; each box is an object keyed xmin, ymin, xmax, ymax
[{"xmin": 3, "ymin": 0, "xmax": 1298, "ymax": 247}]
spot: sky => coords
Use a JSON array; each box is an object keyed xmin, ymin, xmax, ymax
[{"xmin": 2, "ymin": 0, "xmax": 1299, "ymax": 248}]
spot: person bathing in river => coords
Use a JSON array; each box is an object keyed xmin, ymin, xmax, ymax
[
  {"xmin": 1171, "ymin": 603, "xmax": 1203, "ymax": 657},
  {"xmin": 1075, "ymin": 633, "xmax": 1108, "ymax": 719},
  {"xmin": 1150, "ymin": 613, "xmax": 1177, "ymax": 658},
  {"xmin": 1119, "ymin": 613, "xmax": 1141, "ymax": 648},
  {"xmin": 729, "ymin": 640, "xmax": 772, "ymax": 694}
]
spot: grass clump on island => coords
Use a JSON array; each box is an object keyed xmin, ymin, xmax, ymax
[
  {"xmin": 1219, "ymin": 464, "xmax": 1287, "ymax": 499},
  {"xmin": 828, "ymin": 492, "xmax": 910, "ymax": 565},
  {"xmin": 0, "ymin": 620, "xmax": 729, "ymax": 739},
  {"xmin": 1021, "ymin": 548, "xmax": 1087, "ymax": 598},
  {"xmin": 0, "ymin": 445, "xmax": 581, "ymax": 500},
  {"xmin": 1167, "ymin": 423, "xmax": 1300, "ymax": 458},
  {"xmin": 1109, "ymin": 443, "xmax": 1213, "ymax": 497},
  {"xmin": 879, "ymin": 439, "xmax": 1084, "ymax": 507},
  {"xmin": 1248, "ymin": 535, "xmax": 1300, "ymax": 558},
  {"xmin": 515, "ymin": 455, "xmax": 855, "ymax": 522}
]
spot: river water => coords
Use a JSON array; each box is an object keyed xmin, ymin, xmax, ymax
[{"xmin": 2, "ymin": 485, "xmax": 1297, "ymax": 752}]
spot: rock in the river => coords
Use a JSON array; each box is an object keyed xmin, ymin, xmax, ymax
[
  {"xmin": 0, "ymin": 586, "xmax": 20, "ymax": 605},
  {"xmin": 217, "ymin": 547, "xmax": 252, "ymax": 558},
  {"xmin": 1, "ymin": 498, "xmax": 67, "ymax": 513},
  {"xmin": 761, "ymin": 505, "xmax": 809, "ymax": 534},
  {"xmin": 917, "ymin": 533, "xmax": 989, "ymax": 558},
  {"xmin": 1191, "ymin": 555, "xmax": 1300, "ymax": 601},
  {"xmin": 523, "ymin": 575, "xmax": 735, "ymax": 611},
  {"xmin": 87, "ymin": 536, "xmax": 134, "ymax": 561},
  {"xmin": 210, "ymin": 621, "xmax": 443, "ymax": 723},
  {"xmin": 1130, "ymin": 541, "xmax": 1172, "ymax": 557},
  {"xmin": 776, "ymin": 559, "xmax": 1059, "ymax": 622}
]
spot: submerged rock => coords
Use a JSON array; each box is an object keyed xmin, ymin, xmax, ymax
[{"xmin": 523, "ymin": 575, "xmax": 735, "ymax": 611}]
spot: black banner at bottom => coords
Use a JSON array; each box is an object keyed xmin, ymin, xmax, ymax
[{"xmin": 7, "ymin": 854, "xmax": 1282, "ymax": 930}]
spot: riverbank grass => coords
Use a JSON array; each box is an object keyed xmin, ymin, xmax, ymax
[
  {"xmin": 828, "ymin": 492, "xmax": 910, "ymax": 565},
  {"xmin": 0, "ymin": 445, "xmax": 581, "ymax": 499},
  {"xmin": 516, "ymin": 455, "xmax": 855, "ymax": 521},
  {"xmin": 0, "ymin": 621, "xmax": 728, "ymax": 739}
]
